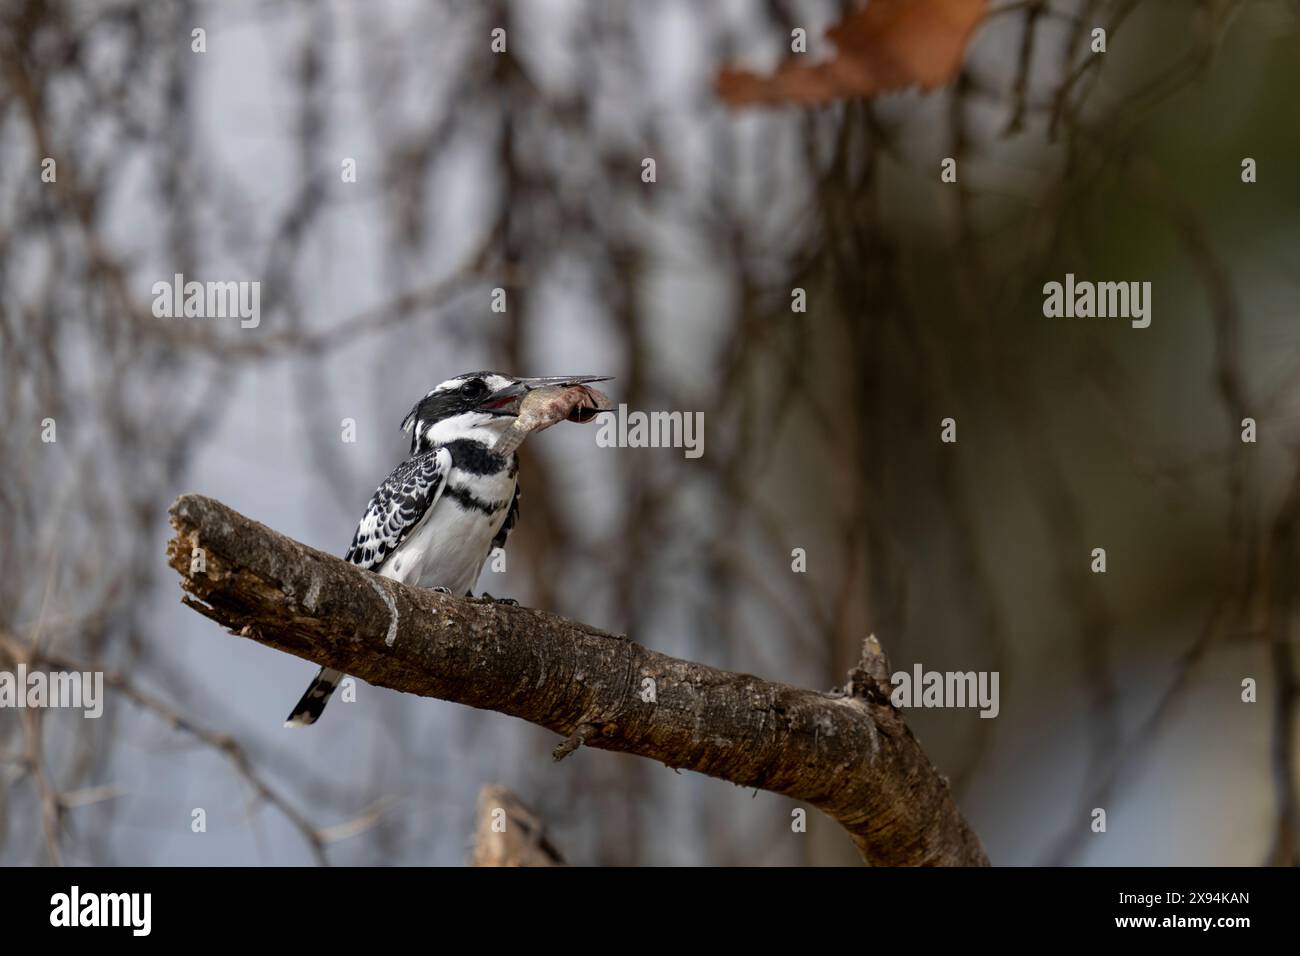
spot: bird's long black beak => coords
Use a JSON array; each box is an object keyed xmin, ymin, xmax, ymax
[
  {"xmin": 479, "ymin": 376, "xmax": 612, "ymax": 416},
  {"xmin": 519, "ymin": 375, "xmax": 612, "ymax": 390}
]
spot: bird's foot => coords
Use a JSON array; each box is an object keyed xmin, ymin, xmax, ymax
[
  {"xmin": 432, "ymin": 586, "xmax": 454, "ymax": 595},
  {"xmin": 476, "ymin": 592, "xmax": 519, "ymax": 606}
]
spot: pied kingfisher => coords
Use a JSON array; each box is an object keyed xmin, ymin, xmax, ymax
[{"xmin": 284, "ymin": 371, "xmax": 609, "ymax": 727}]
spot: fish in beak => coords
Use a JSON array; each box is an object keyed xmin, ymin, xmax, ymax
[
  {"xmin": 489, "ymin": 377, "xmax": 614, "ymax": 455},
  {"xmin": 478, "ymin": 375, "xmax": 612, "ymax": 418}
]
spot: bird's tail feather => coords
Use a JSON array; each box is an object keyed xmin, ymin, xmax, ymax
[{"xmin": 284, "ymin": 667, "xmax": 343, "ymax": 727}]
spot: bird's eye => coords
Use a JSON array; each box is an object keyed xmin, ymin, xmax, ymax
[{"xmin": 459, "ymin": 378, "xmax": 486, "ymax": 397}]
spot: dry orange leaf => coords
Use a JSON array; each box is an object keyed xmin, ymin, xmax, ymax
[{"xmin": 718, "ymin": 0, "xmax": 988, "ymax": 107}]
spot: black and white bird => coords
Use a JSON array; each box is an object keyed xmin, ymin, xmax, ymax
[{"xmin": 284, "ymin": 371, "xmax": 609, "ymax": 727}]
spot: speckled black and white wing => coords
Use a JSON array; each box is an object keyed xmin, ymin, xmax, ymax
[{"xmin": 344, "ymin": 446, "xmax": 452, "ymax": 571}]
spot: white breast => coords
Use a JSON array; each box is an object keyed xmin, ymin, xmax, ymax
[{"xmin": 378, "ymin": 472, "xmax": 516, "ymax": 596}]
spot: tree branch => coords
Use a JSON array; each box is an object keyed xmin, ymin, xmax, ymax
[
  {"xmin": 165, "ymin": 494, "xmax": 989, "ymax": 866},
  {"xmin": 471, "ymin": 785, "xmax": 566, "ymax": 866}
]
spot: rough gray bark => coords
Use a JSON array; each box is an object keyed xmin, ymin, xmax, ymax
[{"xmin": 166, "ymin": 493, "xmax": 989, "ymax": 866}]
